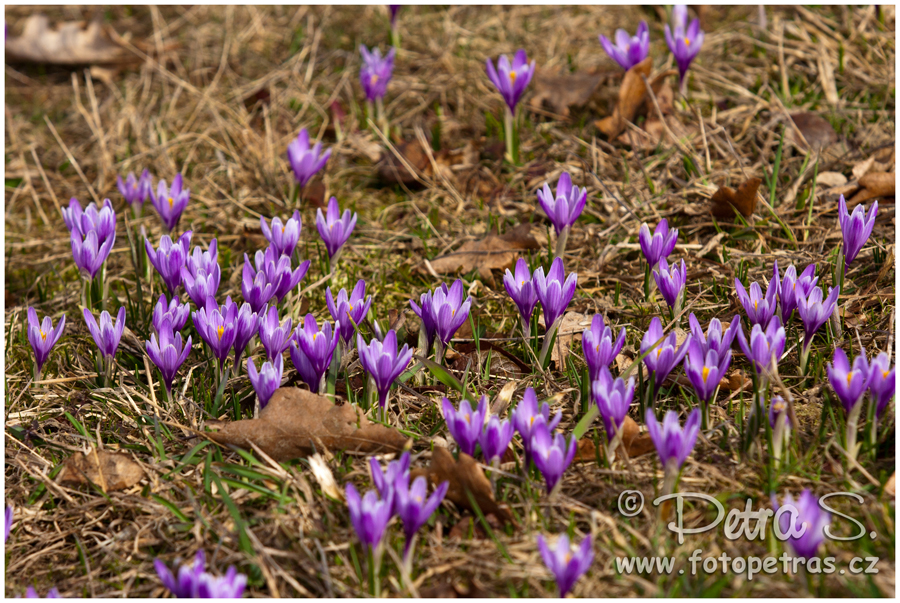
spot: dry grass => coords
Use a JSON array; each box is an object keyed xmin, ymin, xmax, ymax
[{"xmin": 4, "ymin": 4, "xmax": 896, "ymax": 598}]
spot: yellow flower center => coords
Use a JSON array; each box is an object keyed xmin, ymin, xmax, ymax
[
  {"xmin": 371, "ymin": 74, "xmax": 379, "ymax": 85},
  {"xmin": 282, "ymin": 225, "xmax": 286, "ymax": 233},
  {"xmin": 774, "ymin": 400, "xmax": 786, "ymax": 413},
  {"xmin": 884, "ymin": 370, "xmax": 890, "ymax": 379},
  {"xmin": 596, "ymin": 344, "xmax": 600, "ymax": 352},
  {"xmin": 529, "ymin": 416, "xmax": 535, "ymax": 427},
  {"xmin": 509, "ymin": 70, "xmax": 517, "ymax": 83},
  {"xmin": 313, "ymin": 333, "xmax": 318, "ymax": 341},
  {"xmin": 217, "ymin": 326, "xmax": 224, "ymax": 340},
  {"xmin": 464, "ymin": 413, "xmax": 471, "ymax": 424},
  {"xmin": 415, "ymin": 495, "xmax": 423, "ymax": 503},
  {"xmin": 684, "ymin": 37, "xmax": 691, "ymax": 46},
  {"xmin": 846, "ymin": 373, "xmax": 853, "ymax": 386},
  {"xmin": 754, "ymin": 300, "xmax": 758, "ymax": 310},
  {"xmin": 40, "ymin": 330, "xmax": 46, "ymax": 341},
  {"xmin": 565, "ymin": 552, "xmax": 573, "ymax": 564},
  {"xmin": 133, "ymin": 183, "xmax": 138, "ymax": 189},
  {"xmin": 656, "ymin": 348, "xmax": 662, "ymax": 358},
  {"xmin": 521, "ymin": 280, "xmax": 525, "ymax": 286},
  {"xmin": 702, "ymin": 366, "xmax": 710, "ymax": 383},
  {"xmin": 451, "ymin": 309, "xmax": 455, "ymax": 316},
  {"xmin": 168, "ymin": 197, "xmax": 174, "ymax": 208}
]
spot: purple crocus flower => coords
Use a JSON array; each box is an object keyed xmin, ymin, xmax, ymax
[
  {"xmin": 388, "ymin": 5, "xmax": 401, "ymax": 26},
  {"xmin": 396, "ymin": 475, "xmax": 449, "ymax": 556},
  {"xmin": 536, "ymin": 533, "xmax": 593, "ymax": 598},
  {"xmin": 316, "ymin": 197, "xmax": 357, "ymax": 261},
  {"xmin": 536, "ymin": 172, "xmax": 587, "ymax": 236},
  {"xmin": 71, "ymin": 229, "xmax": 115, "ymax": 280},
  {"xmin": 838, "ymin": 194, "xmax": 878, "ymax": 269},
  {"xmin": 530, "ymin": 421, "xmax": 577, "ymax": 494},
  {"xmin": 591, "ymin": 366, "xmax": 635, "ymax": 442},
  {"xmin": 192, "ymin": 297, "xmax": 238, "ymax": 370},
  {"xmin": 683, "ymin": 340, "xmax": 731, "ymax": 403},
  {"xmin": 257, "ymin": 305, "xmax": 293, "ymax": 361},
  {"xmin": 653, "ymin": 258, "xmax": 686, "ymax": 310},
  {"xmin": 181, "ymin": 239, "xmax": 220, "ymax": 308},
  {"xmin": 287, "ymin": 128, "xmax": 331, "ymax": 189},
  {"xmin": 370, "ymin": 452, "xmax": 411, "ymax": 505},
  {"xmin": 735, "ymin": 316, "xmax": 786, "ymax": 380},
  {"xmin": 152, "ymin": 295, "xmax": 189, "ymax": 334},
  {"xmin": 582, "ymin": 314, "xmax": 626, "ymax": 381},
  {"xmin": 639, "ymin": 219, "xmax": 678, "ymax": 268},
  {"xmin": 480, "ymin": 415, "xmax": 515, "ymax": 465},
  {"xmin": 442, "ymin": 396, "xmax": 488, "ymax": 457},
  {"xmin": 826, "ymin": 348, "xmax": 870, "ymax": 414},
  {"xmin": 512, "ymin": 388, "xmax": 563, "ymax": 464},
  {"xmin": 645, "ymin": 407, "xmax": 701, "ymax": 470},
  {"xmin": 735, "ymin": 275, "xmax": 777, "ymax": 327},
  {"xmin": 24, "ymin": 587, "xmax": 61, "ymax": 598},
  {"xmin": 771, "ymin": 490, "xmax": 830, "ymax": 560},
  {"xmin": 117, "ymin": 169, "xmax": 153, "ymax": 209},
  {"xmin": 409, "ymin": 289, "xmax": 437, "ymax": 350},
  {"xmin": 63, "ymin": 197, "xmax": 116, "ymax": 243},
  {"xmin": 357, "ymin": 330, "xmax": 414, "ymax": 409},
  {"xmin": 485, "ymin": 49, "xmax": 535, "ymax": 112},
  {"xmin": 83, "ymin": 307, "xmax": 126, "ymax": 359},
  {"xmin": 359, "ymin": 45, "xmax": 396, "ymax": 102},
  {"xmin": 533, "ymin": 258, "xmax": 578, "ymax": 329},
  {"xmin": 290, "ymin": 314, "xmax": 339, "ymax": 392},
  {"xmin": 503, "ymin": 258, "xmax": 539, "ymax": 330},
  {"xmin": 869, "ymin": 352, "xmax": 895, "ymax": 418},
  {"xmin": 150, "ymin": 174, "xmax": 190, "ymax": 232},
  {"xmin": 232, "ymin": 303, "xmax": 259, "ymax": 371},
  {"xmin": 247, "ymin": 355, "xmax": 283, "ymax": 409},
  {"xmin": 640, "ymin": 316, "xmax": 691, "ymax": 388},
  {"xmin": 797, "ymin": 285, "xmax": 840, "ymax": 347},
  {"xmin": 260, "ymin": 211, "xmax": 302, "ymax": 258},
  {"xmin": 26, "ymin": 308, "xmax": 66, "ymax": 374},
  {"xmin": 326, "ymin": 280, "xmax": 373, "ymax": 345},
  {"xmin": 253, "ymin": 247, "xmax": 310, "ymax": 303},
  {"xmin": 5, "ymin": 504, "xmax": 13, "ymax": 543},
  {"xmin": 777, "ymin": 263, "xmax": 818, "ymax": 323},
  {"xmin": 687, "ymin": 313, "xmax": 739, "ymax": 356},
  {"xmin": 664, "ymin": 5, "xmax": 704, "ymax": 83},
  {"xmin": 241, "ymin": 256, "xmax": 276, "ymax": 313},
  {"xmin": 411, "ymin": 280, "xmax": 472, "ymax": 349},
  {"xmin": 155, "ymin": 550, "xmax": 247, "ymax": 598},
  {"xmin": 599, "ymin": 21, "xmax": 650, "ymax": 71},
  {"xmin": 769, "ymin": 395, "xmax": 791, "ymax": 429},
  {"xmin": 145, "ymin": 231, "xmax": 192, "ymax": 295},
  {"xmin": 146, "ymin": 321, "xmax": 192, "ymax": 396},
  {"xmin": 345, "ymin": 483, "xmax": 393, "ymax": 552}
]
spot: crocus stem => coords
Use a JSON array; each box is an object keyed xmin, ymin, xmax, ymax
[
  {"xmin": 366, "ymin": 100, "xmax": 375, "ymax": 130},
  {"xmin": 367, "ymin": 547, "xmax": 379, "ymax": 598},
  {"xmin": 772, "ymin": 414, "xmax": 787, "ymax": 470},
  {"xmin": 33, "ymin": 364, "xmax": 42, "ymax": 387},
  {"xmin": 434, "ymin": 339, "xmax": 445, "ymax": 367},
  {"xmin": 870, "ymin": 413, "xmax": 879, "ymax": 450},
  {"xmin": 390, "ymin": 25, "xmax": 400, "ymax": 49},
  {"xmin": 376, "ymin": 97, "xmax": 387, "ymax": 135},
  {"xmin": 845, "ymin": 401, "xmax": 863, "ymax": 465},
  {"xmin": 662, "ymin": 460, "xmax": 679, "ymax": 496},
  {"xmin": 402, "ymin": 534, "xmax": 416, "ymax": 579},
  {"xmin": 504, "ymin": 105, "xmax": 515, "ymax": 164},
  {"xmin": 554, "ymin": 226, "xmax": 569, "ymax": 261},
  {"xmin": 538, "ymin": 318, "xmax": 561, "ymax": 369},
  {"xmin": 799, "ymin": 340, "xmax": 811, "ymax": 376},
  {"xmin": 643, "ymin": 262, "xmax": 652, "ymax": 299}
]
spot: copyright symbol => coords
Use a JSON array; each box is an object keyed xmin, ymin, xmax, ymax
[{"xmin": 618, "ymin": 490, "xmax": 644, "ymax": 517}]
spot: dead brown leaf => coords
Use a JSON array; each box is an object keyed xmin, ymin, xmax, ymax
[
  {"xmin": 710, "ymin": 177, "xmax": 762, "ymax": 219},
  {"xmin": 816, "ymin": 171, "xmax": 848, "ymax": 189},
  {"xmin": 411, "ymin": 446, "xmax": 515, "ymax": 526},
  {"xmin": 425, "ymin": 223, "xmax": 540, "ymax": 284},
  {"xmin": 617, "ymin": 416, "xmax": 655, "ymax": 459},
  {"xmin": 789, "ymin": 112, "xmax": 839, "ymax": 150},
  {"xmin": 6, "ymin": 14, "xmax": 134, "ymax": 66},
  {"xmin": 573, "ymin": 437, "xmax": 599, "ymax": 464},
  {"xmin": 59, "ymin": 448, "xmax": 144, "ymax": 492},
  {"xmin": 378, "ymin": 138, "xmax": 431, "ymax": 186},
  {"xmin": 849, "ymin": 172, "xmax": 896, "ymax": 205},
  {"xmin": 205, "ymin": 388, "xmax": 409, "ymax": 462},
  {"xmin": 883, "ymin": 472, "xmax": 895, "ymax": 500},
  {"xmin": 543, "ymin": 311, "xmax": 589, "ymax": 368},
  {"xmin": 419, "ymin": 579, "xmax": 490, "ymax": 599},
  {"xmin": 530, "ymin": 69, "xmax": 605, "ymax": 117},
  {"xmin": 595, "ymin": 57, "xmax": 653, "ymax": 139},
  {"xmin": 852, "ymin": 156, "xmax": 876, "ymax": 181}
]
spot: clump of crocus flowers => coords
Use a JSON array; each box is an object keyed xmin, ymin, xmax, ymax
[
  {"xmin": 155, "ymin": 550, "xmax": 247, "ymax": 598},
  {"xmin": 357, "ymin": 330, "xmax": 413, "ymax": 417},
  {"xmin": 826, "ymin": 348, "xmax": 871, "ymax": 464},
  {"xmin": 639, "ymin": 219, "xmax": 678, "ymax": 297},
  {"xmin": 359, "ymin": 44, "xmax": 396, "ymax": 132},
  {"xmin": 409, "ymin": 279, "xmax": 472, "ymax": 364},
  {"xmin": 486, "ymin": 49, "xmax": 535, "ymax": 163},
  {"xmin": 533, "ymin": 258, "xmax": 578, "ymax": 367},
  {"xmin": 536, "ymin": 532, "xmax": 593, "ymax": 597}
]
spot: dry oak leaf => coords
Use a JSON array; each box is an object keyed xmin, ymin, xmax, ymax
[
  {"xmin": 6, "ymin": 15, "xmax": 133, "ymax": 65},
  {"xmin": 411, "ymin": 446, "xmax": 515, "ymax": 527},
  {"xmin": 617, "ymin": 416, "xmax": 656, "ymax": 459},
  {"xmin": 815, "ymin": 171, "xmax": 848, "ymax": 189},
  {"xmin": 205, "ymin": 388, "xmax": 409, "ymax": 462},
  {"xmin": 789, "ymin": 112, "xmax": 839, "ymax": 150},
  {"xmin": 595, "ymin": 56, "xmax": 653, "ymax": 139},
  {"xmin": 425, "ymin": 223, "xmax": 540, "ymax": 284},
  {"xmin": 529, "ymin": 68, "xmax": 606, "ymax": 117},
  {"xmin": 710, "ymin": 177, "xmax": 762, "ymax": 219},
  {"xmin": 849, "ymin": 172, "xmax": 895, "ymax": 205},
  {"xmin": 59, "ymin": 448, "xmax": 144, "ymax": 492},
  {"xmin": 539, "ymin": 311, "xmax": 589, "ymax": 368}
]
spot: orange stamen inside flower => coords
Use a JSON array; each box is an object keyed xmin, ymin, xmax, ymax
[
  {"xmin": 702, "ymin": 366, "xmax": 710, "ymax": 383},
  {"xmin": 167, "ymin": 197, "xmax": 174, "ymax": 208},
  {"xmin": 754, "ymin": 300, "xmax": 758, "ymax": 311},
  {"xmin": 40, "ymin": 330, "xmax": 46, "ymax": 341},
  {"xmin": 684, "ymin": 37, "xmax": 691, "ymax": 46},
  {"xmin": 371, "ymin": 75, "xmax": 379, "ymax": 85},
  {"xmin": 217, "ymin": 326, "xmax": 224, "ymax": 340},
  {"xmin": 846, "ymin": 373, "xmax": 853, "ymax": 385},
  {"xmin": 884, "ymin": 370, "xmax": 890, "ymax": 379},
  {"xmin": 656, "ymin": 349, "xmax": 662, "ymax": 358},
  {"xmin": 313, "ymin": 333, "xmax": 318, "ymax": 341},
  {"xmin": 509, "ymin": 71, "xmax": 517, "ymax": 83}
]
